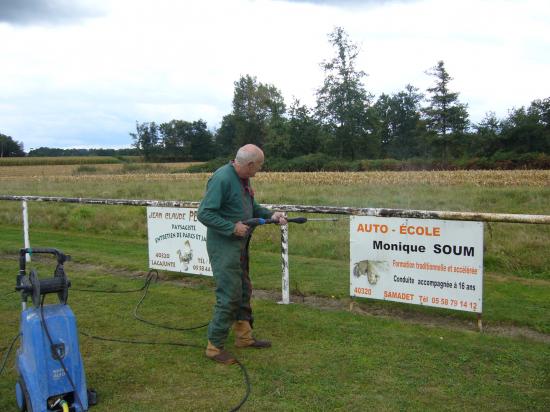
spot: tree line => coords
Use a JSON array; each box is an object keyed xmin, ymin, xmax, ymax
[
  {"xmin": 2, "ymin": 27, "xmax": 548, "ymax": 169},
  {"xmin": 0, "ymin": 136, "xmax": 138, "ymax": 158},
  {"xmin": 0, "ymin": 133, "xmax": 25, "ymax": 157},
  {"xmin": 25, "ymin": 147, "xmax": 139, "ymax": 157},
  {"xmin": 131, "ymin": 27, "xmax": 549, "ymax": 169}
]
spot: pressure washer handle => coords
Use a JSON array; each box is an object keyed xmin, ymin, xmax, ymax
[
  {"xmin": 287, "ymin": 217, "xmax": 307, "ymax": 224},
  {"xmin": 242, "ymin": 218, "xmax": 274, "ymax": 227},
  {"xmin": 19, "ymin": 248, "xmax": 70, "ymax": 273},
  {"xmin": 242, "ymin": 217, "xmax": 307, "ymax": 227}
]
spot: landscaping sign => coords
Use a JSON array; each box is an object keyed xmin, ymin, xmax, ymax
[
  {"xmin": 350, "ymin": 216, "xmax": 483, "ymax": 313},
  {"xmin": 147, "ymin": 207, "xmax": 212, "ymax": 276}
]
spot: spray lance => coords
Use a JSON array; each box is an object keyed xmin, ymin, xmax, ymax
[{"xmin": 241, "ymin": 216, "xmax": 340, "ymax": 227}]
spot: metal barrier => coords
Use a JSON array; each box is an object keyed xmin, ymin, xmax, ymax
[
  {"xmin": 2, "ymin": 195, "xmax": 549, "ymax": 224},
  {"xmin": 2, "ymin": 195, "xmax": 549, "ymax": 305}
]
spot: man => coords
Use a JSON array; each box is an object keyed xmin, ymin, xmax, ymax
[{"xmin": 198, "ymin": 144, "xmax": 287, "ymax": 364}]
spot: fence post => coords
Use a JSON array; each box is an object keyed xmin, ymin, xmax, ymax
[
  {"xmin": 22, "ymin": 200, "xmax": 31, "ymax": 262},
  {"xmin": 278, "ymin": 220, "xmax": 290, "ymax": 304}
]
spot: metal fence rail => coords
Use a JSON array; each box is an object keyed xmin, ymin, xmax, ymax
[
  {"xmin": 2, "ymin": 194, "xmax": 549, "ymax": 306},
  {"xmin": 2, "ymin": 195, "xmax": 549, "ymax": 224}
]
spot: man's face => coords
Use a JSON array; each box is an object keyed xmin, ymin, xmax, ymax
[{"xmin": 247, "ymin": 158, "xmax": 264, "ymax": 177}]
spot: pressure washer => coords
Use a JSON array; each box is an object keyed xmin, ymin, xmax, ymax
[{"xmin": 14, "ymin": 248, "xmax": 96, "ymax": 412}]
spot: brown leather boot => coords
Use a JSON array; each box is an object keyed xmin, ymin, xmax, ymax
[
  {"xmin": 233, "ymin": 320, "xmax": 272, "ymax": 349},
  {"xmin": 205, "ymin": 340, "xmax": 236, "ymax": 364}
]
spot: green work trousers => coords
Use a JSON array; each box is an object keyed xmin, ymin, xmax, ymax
[{"xmin": 207, "ymin": 232, "xmax": 253, "ymax": 349}]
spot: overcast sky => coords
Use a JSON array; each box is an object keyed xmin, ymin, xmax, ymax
[{"xmin": 1, "ymin": 0, "xmax": 549, "ymax": 150}]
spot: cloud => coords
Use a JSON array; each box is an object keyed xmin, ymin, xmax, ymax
[
  {"xmin": 0, "ymin": 0, "xmax": 105, "ymax": 25},
  {"xmin": 281, "ymin": 0, "xmax": 416, "ymax": 6},
  {"xmin": 1, "ymin": 0, "xmax": 549, "ymax": 150}
]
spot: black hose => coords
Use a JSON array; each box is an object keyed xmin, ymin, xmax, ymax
[
  {"xmin": 40, "ymin": 296, "xmax": 86, "ymax": 411},
  {"xmin": 79, "ymin": 331, "xmax": 251, "ymax": 412},
  {"xmin": 72, "ymin": 270, "xmax": 210, "ymax": 330},
  {"xmin": 132, "ymin": 270, "xmax": 210, "ymax": 331},
  {"xmin": 0, "ymin": 333, "xmax": 20, "ymax": 376},
  {"xmin": 230, "ymin": 360, "xmax": 251, "ymax": 412},
  {"xmin": 74, "ymin": 270, "xmax": 247, "ymax": 410},
  {"xmin": 71, "ymin": 280, "xmax": 149, "ymax": 294}
]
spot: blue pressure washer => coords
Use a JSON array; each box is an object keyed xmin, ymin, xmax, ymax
[{"xmin": 14, "ymin": 248, "xmax": 96, "ymax": 412}]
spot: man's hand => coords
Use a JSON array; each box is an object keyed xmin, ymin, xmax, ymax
[
  {"xmin": 271, "ymin": 212, "xmax": 288, "ymax": 225},
  {"xmin": 233, "ymin": 221, "xmax": 249, "ymax": 237}
]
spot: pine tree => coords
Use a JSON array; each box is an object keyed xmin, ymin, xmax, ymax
[{"xmin": 423, "ymin": 61, "xmax": 469, "ymax": 161}]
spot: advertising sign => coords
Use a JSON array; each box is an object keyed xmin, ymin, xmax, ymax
[
  {"xmin": 350, "ymin": 217, "xmax": 483, "ymax": 313},
  {"xmin": 147, "ymin": 207, "xmax": 212, "ymax": 276}
]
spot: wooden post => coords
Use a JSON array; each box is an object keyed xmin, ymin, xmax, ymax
[{"xmin": 477, "ymin": 313, "xmax": 483, "ymax": 332}]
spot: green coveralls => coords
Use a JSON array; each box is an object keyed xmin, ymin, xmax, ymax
[{"xmin": 197, "ymin": 162, "xmax": 272, "ymax": 348}]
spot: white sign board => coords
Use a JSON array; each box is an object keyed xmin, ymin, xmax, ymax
[
  {"xmin": 350, "ymin": 217, "xmax": 483, "ymax": 313},
  {"xmin": 147, "ymin": 207, "xmax": 212, "ymax": 276}
]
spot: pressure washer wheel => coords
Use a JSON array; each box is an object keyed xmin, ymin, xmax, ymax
[{"xmin": 15, "ymin": 378, "xmax": 32, "ymax": 412}]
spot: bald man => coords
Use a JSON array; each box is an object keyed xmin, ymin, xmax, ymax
[{"xmin": 198, "ymin": 144, "xmax": 287, "ymax": 364}]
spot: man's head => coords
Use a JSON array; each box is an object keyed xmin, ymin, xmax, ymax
[{"xmin": 234, "ymin": 144, "xmax": 264, "ymax": 178}]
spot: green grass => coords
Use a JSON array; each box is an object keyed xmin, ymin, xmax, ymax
[
  {"xmin": 0, "ymin": 223, "xmax": 548, "ymax": 333},
  {"xmin": 0, "ymin": 254, "xmax": 548, "ymax": 411},
  {"xmin": 0, "ymin": 170, "xmax": 549, "ymax": 410}
]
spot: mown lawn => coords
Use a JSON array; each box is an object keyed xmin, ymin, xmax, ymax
[
  {"xmin": 0, "ymin": 226, "xmax": 549, "ymax": 411},
  {"xmin": 1, "ymin": 168, "xmax": 549, "ymax": 410}
]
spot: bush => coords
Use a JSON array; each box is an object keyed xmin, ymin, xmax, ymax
[
  {"xmin": 287, "ymin": 153, "xmax": 333, "ymax": 172},
  {"xmin": 73, "ymin": 165, "xmax": 98, "ymax": 174},
  {"xmin": 120, "ymin": 163, "xmax": 172, "ymax": 174},
  {"xmin": 362, "ymin": 158, "xmax": 403, "ymax": 171},
  {"xmin": 515, "ymin": 152, "xmax": 550, "ymax": 169},
  {"xmin": 185, "ymin": 152, "xmax": 550, "ymax": 173},
  {"xmin": 262, "ymin": 157, "xmax": 291, "ymax": 172},
  {"xmin": 449, "ymin": 152, "xmax": 550, "ymax": 170},
  {"xmin": 264, "ymin": 154, "xmax": 337, "ymax": 172},
  {"xmin": 185, "ymin": 157, "xmax": 230, "ymax": 173},
  {"xmin": 324, "ymin": 159, "xmax": 363, "ymax": 171}
]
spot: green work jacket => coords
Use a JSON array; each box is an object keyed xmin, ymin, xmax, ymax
[{"xmin": 197, "ymin": 162, "xmax": 272, "ymax": 249}]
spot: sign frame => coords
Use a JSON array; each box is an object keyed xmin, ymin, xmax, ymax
[
  {"xmin": 147, "ymin": 206, "xmax": 212, "ymax": 276},
  {"xmin": 350, "ymin": 216, "xmax": 484, "ymax": 313}
]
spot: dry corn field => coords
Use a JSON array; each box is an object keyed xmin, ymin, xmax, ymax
[
  {"xmin": 0, "ymin": 162, "xmax": 198, "ymax": 177},
  {"xmin": 0, "ymin": 167, "xmax": 548, "ymax": 186},
  {"xmin": 0, "ymin": 156, "xmax": 126, "ymax": 166},
  {"xmin": 254, "ymin": 170, "xmax": 550, "ymax": 186}
]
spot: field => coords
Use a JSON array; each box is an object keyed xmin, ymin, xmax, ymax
[
  {"xmin": 0, "ymin": 164, "xmax": 549, "ymax": 411},
  {"xmin": 0, "ymin": 161, "xmax": 198, "ymax": 177},
  {"xmin": 0, "ymin": 156, "xmax": 141, "ymax": 166}
]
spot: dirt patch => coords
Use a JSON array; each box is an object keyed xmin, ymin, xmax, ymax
[
  {"xmin": 485, "ymin": 272, "xmax": 549, "ymax": 286},
  {"xmin": 253, "ymin": 289, "xmax": 550, "ymax": 344},
  {"xmin": 6, "ymin": 256, "xmax": 549, "ymax": 344}
]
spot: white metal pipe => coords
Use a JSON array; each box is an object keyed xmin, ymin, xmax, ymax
[
  {"xmin": 1, "ymin": 195, "xmax": 549, "ymax": 224},
  {"xmin": 22, "ymin": 200, "xmax": 30, "ymax": 262}
]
